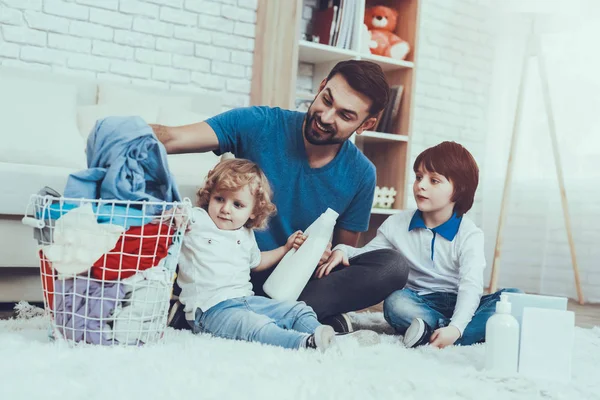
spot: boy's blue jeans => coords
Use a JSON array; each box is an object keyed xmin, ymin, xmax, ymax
[
  {"xmin": 383, "ymin": 288, "xmax": 522, "ymax": 346},
  {"xmin": 188, "ymin": 296, "xmax": 321, "ymax": 349}
]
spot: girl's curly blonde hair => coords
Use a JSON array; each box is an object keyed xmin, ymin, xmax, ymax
[{"xmin": 197, "ymin": 158, "xmax": 276, "ymax": 230}]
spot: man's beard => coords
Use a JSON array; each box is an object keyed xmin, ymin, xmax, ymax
[{"xmin": 303, "ymin": 111, "xmax": 346, "ymax": 146}]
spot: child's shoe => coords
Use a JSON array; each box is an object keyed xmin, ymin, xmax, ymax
[
  {"xmin": 167, "ymin": 300, "xmax": 191, "ymax": 331},
  {"xmin": 321, "ymin": 313, "xmax": 353, "ymax": 333},
  {"xmin": 402, "ymin": 317, "xmax": 433, "ymax": 348},
  {"xmin": 335, "ymin": 330, "xmax": 380, "ymax": 347},
  {"xmin": 305, "ymin": 325, "xmax": 336, "ymax": 351}
]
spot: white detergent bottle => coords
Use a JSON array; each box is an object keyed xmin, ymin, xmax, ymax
[
  {"xmin": 485, "ymin": 293, "xmax": 520, "ymax": 375},
  {"xmin": 263, "ymin": 208, "xmax": 339, "ymax": 301}
]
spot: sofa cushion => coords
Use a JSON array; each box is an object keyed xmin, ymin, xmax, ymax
[
  {"xmin": 77, "ymin": 104, "xmax": 160, "ymax": 140},
  {"xmin": 98, "ymin": 83, "xmax": 194, "ymax": 110},
  {"xmin": 157, "ymin": 107, "xmax": 207, "ymax": 126},
  {"xmin": 0, "ymin": 76, "xmax": 86, "ymax": 169},
  {"xmin": 0, "ymin": 162, "xmax": 77, "ymax": 215}
]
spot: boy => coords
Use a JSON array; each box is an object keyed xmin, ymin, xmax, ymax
[{"xmin": 321, "ymin": 141, "xmax": 520, "ymax": 348}]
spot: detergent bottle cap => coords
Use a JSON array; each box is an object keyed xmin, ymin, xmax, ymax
[
  {"xmin": 323, "ymin": 208, "xmax": 339, "ymax": 221},
  {"xmin": 496, "ymin": 293, "xmax": 512, "ymax": 314}
]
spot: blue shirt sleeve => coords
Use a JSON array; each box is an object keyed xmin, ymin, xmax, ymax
[
  {"xmin": 336, "ymin": 164, "xmax": 376, "ymax": 232},
  {"xmin": 205, "ymin": 106, "xmax": 269, "ymax": 156}
]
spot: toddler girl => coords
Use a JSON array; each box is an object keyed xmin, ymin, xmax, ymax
[{"xmin": 173, "ymin": 159, "xmax": 377, "ymax": 350}]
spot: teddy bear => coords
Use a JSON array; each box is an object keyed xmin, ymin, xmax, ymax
[{"xmin": 364, "ymin": 5, "xmax": 410, "ymax": 60}]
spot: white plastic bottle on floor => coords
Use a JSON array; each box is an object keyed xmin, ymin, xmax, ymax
[
  {"xmin": 485, "ymin": 293, "xmax": 520, "ymax": 375},
  {"xmin": 263, "ymin": 208, "xmax": 339, "ymax": 302}
]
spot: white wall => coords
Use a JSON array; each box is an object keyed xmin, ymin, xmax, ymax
[
  {"xmin": 482, "ymin": 12, "xmax": 600, "ymax": 302},
  {"xmin": 0, "ymin": 0, "xmax": 257, "ymax": 110},
  {"xmin": 407, "ymin": 0, "xmax": 495, "ymax": 227}
]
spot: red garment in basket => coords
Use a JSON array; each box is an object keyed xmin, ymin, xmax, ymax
[
  {"xmin": 90, "ymin": 223, "xmax": 173, "ymax": 281},
  {"xmin": 39, "ymin": 250, "xmax": 55, "ymax": 310}
]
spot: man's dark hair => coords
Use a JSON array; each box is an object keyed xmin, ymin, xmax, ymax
[{"xmin": 325, "ymin": 60, "xmax": 390, "ymax": 116}]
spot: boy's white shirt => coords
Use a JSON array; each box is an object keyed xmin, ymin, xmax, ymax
[
  {"xmin": 333, "ymin": 210, "xmax": 486, "ymax": 335},
  {"xmin": 177, "ymin": 207, "xmax": 262, "ymax": 320}
]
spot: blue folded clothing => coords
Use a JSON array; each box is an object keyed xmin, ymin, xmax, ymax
[
  {"xmin": 64, "ymin": 116, "xmax": 181, "ymax": 210},
  {"xmin": 39, "ymin": 203, "xmax": 156, "ymax": 230}
]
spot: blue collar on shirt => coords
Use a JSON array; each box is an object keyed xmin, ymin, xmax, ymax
[{"xmin": 408, "ymin": 210, "xmax": 462, "ymax": 241}]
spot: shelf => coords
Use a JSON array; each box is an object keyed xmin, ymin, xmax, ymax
[
  {"xmin": 371, "ymin": 208, "xmax": 401, "ymax": 215},
  {"xmin": 298, "ymin": 40, "xmax": 356, "ymax": 64},
  {"xmin": 358, "ymin": 53, "xmax": 414, "ymax": 72},
  {"xmin": 358, "ymin": 131, "xmax": 409, "ymax": 143},
  {"xmin": 298, "ymin": 40, "xmax": 413, "ymax": 72}
]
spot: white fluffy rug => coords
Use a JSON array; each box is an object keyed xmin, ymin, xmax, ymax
[{"xmin": 1, "ymin": 305, "xmax": 599, "ymax": 400}]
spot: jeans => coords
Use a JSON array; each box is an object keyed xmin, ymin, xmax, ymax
[
  {"xmin": 383, "ymin": 287, "xmax": 523, "ymax": 346},
  {"xmin": 188, "ymin": 296, "xmax": 321, "ymax": 349},
  {"xmin": 251, "ymin": 249, "xmax": 410, "ymax": 320}
]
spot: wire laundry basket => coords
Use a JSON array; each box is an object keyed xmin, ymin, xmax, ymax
[{"xmin": 22, "ymin": 194, "xmax": 191, "ymax": 346}]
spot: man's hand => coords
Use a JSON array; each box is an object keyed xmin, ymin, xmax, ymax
[
  {"xmin": 149, "ymin": 124, "xmax": 169, "ymax": 146},
  {"xmin": 285, "ymin": 230, "xmax": 306, "ymax": 251},
  {"xmin": 429, "ymin": 326, "xmax": 461, "ymax": 349},
  {"xmin": 314, "ymin": 249, "xmax": 349, "ymax": 279}
]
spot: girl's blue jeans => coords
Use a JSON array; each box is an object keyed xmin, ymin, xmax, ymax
[{"xmin": 188, "ymin": 296, "xmax": 321, "ymax": 349}]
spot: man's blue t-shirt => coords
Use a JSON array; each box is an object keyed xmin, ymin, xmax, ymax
[{"xmin": 206, "ymin": 106, "xmax": 376, "ymax": 251}]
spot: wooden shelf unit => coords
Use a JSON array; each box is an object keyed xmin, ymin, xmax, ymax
[{"xmin": 251, "ymin": 0, "xmax": 421, "ymax": 246}]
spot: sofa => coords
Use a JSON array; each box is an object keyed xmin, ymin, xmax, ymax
[{"xmin": 0, "ymin": 66, "xmax": 225, "ymax": 302}]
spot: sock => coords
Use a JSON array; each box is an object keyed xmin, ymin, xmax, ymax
[{"xmin": 305, "ymin": 334, "xmax": 317, "ymax": 349}]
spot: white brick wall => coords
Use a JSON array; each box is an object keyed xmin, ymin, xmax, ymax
[
  {"xmin": 0, "ymin": 0, "xmax": 257, "ymax": 110},
  {"xmin": 408, "ymin": 0, "xmax": 494, "ymax": 229}
]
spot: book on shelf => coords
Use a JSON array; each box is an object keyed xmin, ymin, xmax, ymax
[
  {"xmin": 313, "ymin": 1, "xmax": 336, "ymax": 46},
  {"xmin": 313, "ymin": 0, "xmax": 360, "ymax": 49},
  {"xmin": 375, "ymin": 85, "xmax": 404, "ymax": 134}
]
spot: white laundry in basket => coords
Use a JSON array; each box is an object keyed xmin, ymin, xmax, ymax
[
  {"xmin": 43, "ymin": 203, "xmax": 124, "ymax": 275},
  {"xmin": 111, "ymin": 264, "xmax": 174, "ymax": 345}
]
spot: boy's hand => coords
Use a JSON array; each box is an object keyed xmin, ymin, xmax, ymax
[
  {"xmin": 317, "ymin": 242, "xmax": 332, "ymax": 266},
  {"xmin": 429, "ymin": 326, "xmax": 461, "ymax": 349},
  {"xmin": 285, "ymin": 230, "xmax": 306, "ymax": 251},
  {"xmin": 315, "ymin": 249, "xmax": 349, "ymax": 279}
]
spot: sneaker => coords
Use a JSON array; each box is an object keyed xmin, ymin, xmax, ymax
[
  {"xmin": 321, "ymin": 313, "xmax": 353, "ymax": 333},
  {"xmin": 167, "ymin": 300, "xmax": 191, "ymax": 331},
  {"xmin": 305, "ymin": 325, "xmax": 336, "ymax": 352},
  {"xmin": 402, "ymin": 318, "xmax": 433, "ymax": 348},
  {"xmin": 335, "ymin": 330, "xmax": 380, "ymax": 347}
]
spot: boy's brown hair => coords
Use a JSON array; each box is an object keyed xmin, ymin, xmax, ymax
[
  {"xmin": 413, "ymin": 141, "xmax": 479, "ymax": 217},
  {"xmin": 197, "ymin": 159, "xmax": 276, "ymax": 229}
]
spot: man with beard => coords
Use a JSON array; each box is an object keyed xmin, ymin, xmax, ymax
[{"xmin": 152, "ymin": 60, "xmax": 409, "ymax": 333}]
